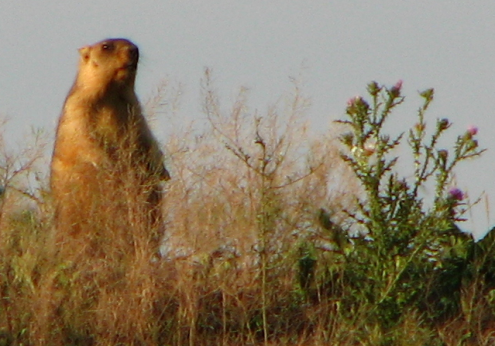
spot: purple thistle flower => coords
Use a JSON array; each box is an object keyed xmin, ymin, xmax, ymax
[
  {"xmin": 394, "ymin": 79, "xmax": 403, "ymax": 91},
  {"xmin": 467, "ymin": 125, "xmax": 478, "ymax": 136},
  {"xmin": 448, "ymin": 187, "xmax": 464, "ymax": 201},
  {"xmin": 390, "ymin": 79, "xmax": 403, "ymax": 97},
  {"xmin": 347, "ymin": 96, "xmax": 360, "ymax": 107}
]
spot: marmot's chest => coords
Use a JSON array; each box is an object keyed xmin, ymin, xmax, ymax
[{"xmin": 89, "ymin": 99, "xmax": 137, "ymax": 144}]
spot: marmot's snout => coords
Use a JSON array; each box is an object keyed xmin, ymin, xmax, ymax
[{"xmin": 126, "ymin": 44, "xmax": 139, "ymax": 68}]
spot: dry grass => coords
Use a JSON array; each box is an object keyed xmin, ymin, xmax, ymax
[{"xmin": 0, "ymin": 76, "xmax": 492, "ymax": 345}]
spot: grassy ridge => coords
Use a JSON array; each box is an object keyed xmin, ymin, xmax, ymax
[{"xmin": 0, "ymin": 78, "xmax": 493, "ymax": 345}]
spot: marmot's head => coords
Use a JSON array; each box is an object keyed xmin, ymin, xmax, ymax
[{"xmin": 77, "ymin": 38, "xmax": 139, "ymax": 93}]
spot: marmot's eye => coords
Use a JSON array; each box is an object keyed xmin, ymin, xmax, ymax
[{"xmin": 101, "ymin": 43, "xmax": 114, "ymax": 51}]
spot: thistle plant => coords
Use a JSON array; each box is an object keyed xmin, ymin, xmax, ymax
[{"xmin": 336, "ymin": 81, "xmax": 485, "ymax": 327}]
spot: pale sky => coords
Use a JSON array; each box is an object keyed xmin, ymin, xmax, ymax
[{"xmin": 1, "ymin": 1, "xmax": 494, "ymax": 238}]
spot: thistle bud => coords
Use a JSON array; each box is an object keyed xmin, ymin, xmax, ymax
[
  {"xmin": 367, "ymin": 81, "xmax": 380, "ymax": 96},
  {"xmin": 414, "ymin": 122, "xmax": 425, "ymax": 132},
  {"xmin": 438, "ymin": 118, "xmax": 450, "ymax": 131},
  {"xmin": 437, "ymin": 149, "xmax": 448, "ymax": 160},
  {"xmin": 340, "ymin": 132, "xmax": 354, "ymax": 147}
]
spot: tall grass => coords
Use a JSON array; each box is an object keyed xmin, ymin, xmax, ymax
[{"xmin": 0, "ymin": 75, "xmax": 493, "ymax": 345}]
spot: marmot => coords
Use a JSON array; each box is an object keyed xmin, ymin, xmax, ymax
[{"xmin": 50, "ymin": 38, "xmax": 170, "ymax": 258}]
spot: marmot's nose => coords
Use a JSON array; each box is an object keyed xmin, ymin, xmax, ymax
[{"xmin": 128, "ymin": 45, "xmax": 139, "ymax": 63}]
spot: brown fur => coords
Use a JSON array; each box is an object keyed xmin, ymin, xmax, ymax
[{"xmin": 50, "ymin": 38, "xmax": 170, "ymax": 258}]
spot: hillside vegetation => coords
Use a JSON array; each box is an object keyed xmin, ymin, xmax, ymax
[{"xmin": 0, "ymin": 77, "xmax": 493, "ymax": 345}]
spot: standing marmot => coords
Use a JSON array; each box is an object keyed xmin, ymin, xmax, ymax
[{"xmin": 50, "ymin": 38, "xmax": 170, "ymax": 258}]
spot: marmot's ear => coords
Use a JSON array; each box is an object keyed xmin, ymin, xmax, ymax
[{"xmin": 78, "ymin": 46, "xmax": 91, "ymax": 61}]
